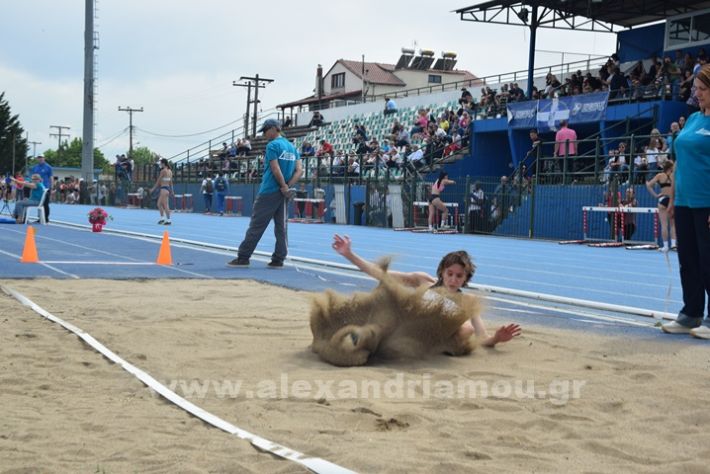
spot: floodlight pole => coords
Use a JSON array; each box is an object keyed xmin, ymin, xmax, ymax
[{"xmin": 526, "ymin": 3, "xmax": 539, "ymax": 100}]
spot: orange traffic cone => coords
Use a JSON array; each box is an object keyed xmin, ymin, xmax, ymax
[
  {"xmin": 156, "ymin": 231, "xmax": 172, "ymax": 265},
  {"xmin": 20, "ymin": 226, "xmax": 39, "ymax": 263}
]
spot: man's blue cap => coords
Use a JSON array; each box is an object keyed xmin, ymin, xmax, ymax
[{"xmin": 259, "ymin": 119, "xmax": 281, "ymax": 133}]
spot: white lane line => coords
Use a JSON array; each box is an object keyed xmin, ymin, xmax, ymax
[
  {"xmin": 1, "ymin": 285, "xmax": 355, "ymax": 474},
  {"xmin": 0, "ymin": 248, "xmax": 80, "ymax": 279},
  {"xmin": 484, "ymin": 295, "xmax": 655, "ymax": 328},
  {"xmin": 488, "ymin": 306, "xmax": 543, "ymax": 315}
]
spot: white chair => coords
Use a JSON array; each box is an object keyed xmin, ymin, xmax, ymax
[{"xmin": 24, "ymin": 188, "xmax": 49, "ymax": 225}]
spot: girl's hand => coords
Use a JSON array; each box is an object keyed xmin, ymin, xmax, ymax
[
  {"xmin": 493, "ymin": 324, "xmax": 522, "ymax": 344},
  {"xmin": 332, "ymin": 234, "xmax": 352, "ymax": 256}
]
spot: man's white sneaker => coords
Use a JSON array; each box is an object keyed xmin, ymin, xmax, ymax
[
  {"xmin": 690, "ymin": 326, "xmax": 710, "ymax": 340},
  {"xmin": 661, "ymin": 321, "xmax": 695, "ymax": 334}
]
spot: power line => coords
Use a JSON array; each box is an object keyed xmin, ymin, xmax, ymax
[
  {"xmin": 135, "ymin": 118, "xmax": 244, "ymax": 138},
  {"xmin": 96, "ymin": 127, "xmax": 129, "ymax": 149}
]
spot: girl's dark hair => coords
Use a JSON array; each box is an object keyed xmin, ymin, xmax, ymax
[
  {"xmin": 436, "ymin": 171, "xmax": 448, "ymax": 188},
  {"xmin": 160, "ymin": 158, "xmax": 170, "ymax": 170},
  {"xmin": 434, "ymin": 250, "xmax": 476, "ymax": 287}
]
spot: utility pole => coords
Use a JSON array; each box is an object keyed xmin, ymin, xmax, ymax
[
  {"xmin": 233, "ymin": 74, "xmax": 274, "ymax": 138},
  {"xmin": 27, "ymin": 140, "xmax": 42, "ymax": 158},
  {"xmin": 49, "ymin": 125, "xmax": 71, "ymax": 158},
  {"xmin": 118, "ymin": 106, "xmax": 143, "ymax": 159},
  {"xmin": 81, "ymin": 0, "xmax": 98, "ymax": 186},
  {"xmin": 27, "ymin": 138, "xmax": 42, "ymax": 174},
  {"xmin": 232, "ymin": 80, "xmax": 252, "ymax": 138}
]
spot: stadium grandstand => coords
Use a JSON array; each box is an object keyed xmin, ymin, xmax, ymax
[{"xmin": 120, "ymin": 0, "xmax": 709, "ymax": 245}]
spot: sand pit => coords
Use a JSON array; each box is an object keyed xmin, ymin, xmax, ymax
[{"xmin": 2, "ymin": 279, "xmax": 710, "ymax": 473}]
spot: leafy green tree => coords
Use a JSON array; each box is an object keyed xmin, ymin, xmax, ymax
[
  {"xmin": 43, "ymin": 137, "xmax": 109, "ymax": 171},
  {"xmin": 0, "ymin": 92, "xmax": 28, "ymax": 175},
  {"xmin": 131, "ymin": 146, "xmax": 159, "ymax": 166}
]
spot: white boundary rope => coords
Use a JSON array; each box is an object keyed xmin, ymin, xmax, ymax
[{"xmin": 0, "ymin": 285, "xmax": 355, "ymax": 474}]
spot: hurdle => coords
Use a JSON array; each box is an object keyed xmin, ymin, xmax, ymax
[
  {"xmin": 127, "ymin": 192, "xmax": 142, "ymax": 208},
  {"xmin": 290, "ymin": 198, "xmax": 325, "ymax": 223},
  {"xmin": 224, "ymin": 196, "xmax": 243, "ymax": 216},
  {"xmin": 412, "ymin": 200, "xmax": 459, "ymax": 232},
  {"xmin": 582, "ymin": 205, "xmax": 658, "ymax": 247},
  {"xmin": 172, "ymin": 193, "xmax": 194, "ymax": 213}
]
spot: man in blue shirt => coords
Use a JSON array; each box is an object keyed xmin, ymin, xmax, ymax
[
  {"xmin": 228, "ymin": 119, "xmax": 302, "ymax": 268},
  {"xmin": 384, "ymin": 97, "xmax": 397, "ymax": 116},
  {"xmin": 30, "ymin": 155, "xmax": 52, "ymax": 222}
]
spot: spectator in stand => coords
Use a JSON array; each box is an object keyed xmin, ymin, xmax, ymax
[
  {"xmin": 607, "ymin": 66, "xmax": 628, "ymax": 99},
  {"xmin": 300, "ymin": 140, "xmax": 315, "ymax": 157},
  {"xmin": 331, "ymin": 150, "xmax": 346, "ymax": 175},
  {"xmin": 201, "ymin": 175, "xmax": 214, "ymax": 213},
  {"xmin": 644, "ymin": 137, "xmax": 661, "ymax": 173},
  {"xmin": 381, "ymin": 139, "xmax": 391, "ymax": 153},
  {"xmin": 634, "ymin": 148, "xmax": 650, "ymax": 184},
  {"xmin": 383, "ymin": 148, "xmax": 400, "ymax": 169},
  {"xmin": 346, "ymin": 154, "xmax": 360, "ymax": 177},
  {"xmin": 316, "ymin": 139, "xmax": 334, "ymax": 158},
  {"xmin": 410, "ymin": 109, "xmax": 429, "ymax": 137},
  {"xmin": 309, "ymin": 111, "xmax": 324, "ymax": 127},
  {"xmin": 353, "ymin": 124, "xmax": 368, "ymax": 143},
  {"xmin": 218, "ymin": 142, "xmax": 228, "ymax": 161},
  {"xmin": 662, "ymin": 63, "xmax": 710, "ymax": 338},
  {"xmin": 30, "ymin": 155, "xmax": 52, "ymax": 223},
  {"xmin": 214, "ymin": 170, "xmax": 229, "ymax": 216},
  {"xmin": 407, "ymin": 144, "xmax": 425, "ymax": 168},
  {"xmin": 395, "ymin": 127, "xmax": 410, "ymax": 148},
  {"xmin": 237, "ymin": 138, "xmax": 252, "ymax": 156},
  {"xmin": 554, "ymin": 120, "xmax": 578, "ymax": 176},
  {"xmin": 646, "ymin": 160, "xmax": 677, "ymax": 251},
  {"xmin": 228, "ymin": 142, "xmax": 238, "ymax": 158},
  {"xmin": 384, "ymin": 96, "xmax": 397, "ymax": 116},
  {"xmin": 467, "ymin": 181, "xmax": 485, "ymax": 234},
  {"xmin": 666, "ymin": 121, "xmax": 681, "ymax": 161},
  {"xmin": 679, "ymin": 115, "xmax": 686, "ymax": 129},
  {"xmin": 524, "ymin": 128, "xmax": 541, "ymax": 173},
  {"xmin": 283, "ymin": 116, "xmax": 293, "ymax": 128}
]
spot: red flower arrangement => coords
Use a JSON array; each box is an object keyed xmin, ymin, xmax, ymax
[{"xmin": 88, "ymin": 207, "xmax": 112, "ymax": 232}]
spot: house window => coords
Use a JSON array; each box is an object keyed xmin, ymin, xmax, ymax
[
  {"xmin": 428, "ymin": 74, "xmax": 442, "ymax": 84},
  {"xmin": 331, "ymin": 73, "xmax": 345, "ymax": 89}
]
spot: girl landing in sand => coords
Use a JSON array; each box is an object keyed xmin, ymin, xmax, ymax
[{"xmin": 332, "ymin": 234, "xmax": 521, "ymax": 347}]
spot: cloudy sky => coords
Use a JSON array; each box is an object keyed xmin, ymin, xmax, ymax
[{"xmin": 1, "ymin": 0, "xmax": 616, "ymax": 161}]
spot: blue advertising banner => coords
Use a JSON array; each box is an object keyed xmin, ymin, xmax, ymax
[
  {"xmin": 506, "ymin": 100, "xmax": 538, "ymax": 129},
  {"xmin": 537, "ymin": 92, "xmax": 609, "ymax": 132}
]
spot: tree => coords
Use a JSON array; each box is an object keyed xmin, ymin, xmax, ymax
[
  {"xmin": 0, "ymin": 92, "xmax": 28, "ymax": 175},
  {"xmin": 43, "ymin": 137, "xmax": 109, "ymax": 171},
  {"xmin": 131, "ymin": 146, "xmax": 159, "ymax": 166}
]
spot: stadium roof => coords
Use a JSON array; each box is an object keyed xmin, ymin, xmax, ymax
[{"xmin": 455, "ymin": 1, "xmax": 710, "ymax": 32}]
